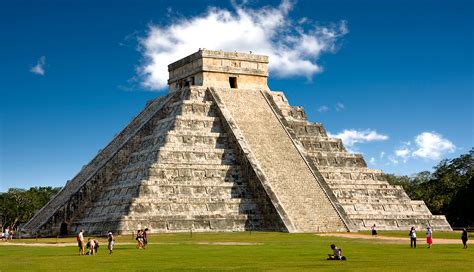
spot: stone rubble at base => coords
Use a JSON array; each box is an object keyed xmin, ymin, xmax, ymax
[{"xmin": 22, "ymin": 49, "xmax": 451, "ymax": 236}]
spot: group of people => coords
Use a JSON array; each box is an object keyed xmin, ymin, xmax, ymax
[
  {"xmin": 407, "ymin": 225, "xmax": 469, "ymax": 249},
  {"xmin": 1, "ymin": 226, "xmax": 14, "ymax": 241},
  {"xmin": 327, "ymin": 224, "xmax": 470, "ymax": 261},
  {"xmin": 76, "ymin": 229, "xmax": 115, "ymax": 256},
  {"xmin": 408, "ymin": 225, "xmax": 434, "ymax": 248},
  {"xmin": 136, "ymin": 228, "xmax": 149, "ymax": 249}
]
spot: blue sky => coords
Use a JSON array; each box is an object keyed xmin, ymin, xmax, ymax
[{"xmin": 0, "ymin": 0, "xmax": 473, "ymax": 192}]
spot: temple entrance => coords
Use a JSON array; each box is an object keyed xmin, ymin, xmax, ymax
[
  {"xmin": 229, "ymin": 77, "xmax": 238, "ymax": 88},
  {"xmin": 59, "ymin": 222, "xmax": 68, "ymax": 236}
]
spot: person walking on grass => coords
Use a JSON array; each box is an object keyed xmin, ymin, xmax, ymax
[
  {"xmin": 108, "ymin": 232, "xmax": 115, "ymax": 254},
  {"xmin": 461, "ymin": 228, "xmax": 468, "ymax": 249},
  {"xmin": 409, "ymin": 226, "xmax": 417, "ymax": 248},
  {"xmin": 77, "ymin": 229, "xmax": 85, "ymax": 255},
  {"xmin": 143, "ymin": 228, "xmax": 149, "ymax": 249},
  {"xmin": 371, "ymin": 224, "xmax": 377, "ymax": 236},
  {"xmin": 136, "ymin": 229, "xmax": 144, "ymax": 249},
  {"xmin": 426, "ymin": 225, "xmax": 433, "ymax": 248}
]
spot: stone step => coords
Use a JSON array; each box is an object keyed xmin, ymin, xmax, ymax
[
  {"xmin": 330, "ymin": 184, "xmax": 404, "ymax": 190},
  {"xmin": 156, "ymin": 148, "xmax": 237, "ymax": 165},
  {"xmin": 351, "ymin": 218, "xmax": 452, "ymax": 231},
  {"xmin": 148, "ymin": 164, "xmax": 240, "ymax": 181},
  {"xmin": 180, "ymin": 86, "xmax": 210, "ymax": 102},
  {"xmin": 172, "ymin": 115, "xmax": 222, "ymax": 132},
  {"xmin": 309, "ymin": 155, "xmax": 367, "ymax": 168},
  {"xmin": 137, "ymin": 184, "xmax": 251, "ymax": 198},
  {"xmin": 211, "ymin": 88, "xmax": 348, "ymax": 233},
  {"xmin": 170, "ymin": 100, "xmax": 217, "ymax": 117},
  {"xmin": 165, "ymin": 131, "xmax": 229, "ymax": 148}
]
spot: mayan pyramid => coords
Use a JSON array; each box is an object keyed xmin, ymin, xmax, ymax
[{"xmin": 23, "ymin": 50, "xmax": 451, "ymax": 236}]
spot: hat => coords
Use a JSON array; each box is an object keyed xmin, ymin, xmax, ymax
[{"xmin": 108, "ymin": 232, "xmax": 112, "ymax": 235}]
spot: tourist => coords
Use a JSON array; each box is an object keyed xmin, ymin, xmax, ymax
[
  {"xmin": 86, "ymin": 238, "xmax": 95, "ymax": 255},
  {"xmin": 136, "ymin": 229, "xmax": 144, "ymax": 249},
  {"xmin": 426, "ymin": 225, "xmax": 433, "ymax": 248},
  {"xmin": 371, "ymin": 224, "xmax": 377, "ymax": 236},
  {"xmin": 143, "ymin": 228, "xmax": 149, "ymax": 249},
  {"xmin": 107, "ymin": 232, "xmax": 115, "ymax": 254},
  {"xmin": 4, "ymin": 226, "xmax": 10, "ymax": 241},
  {"xmin": 77, "ymin": 229, "xmax": 85, "ymax": 255},
  {"xmin": 409, "ymin": 226, "xmax": 417, "ymax": 248},
  {"xmin": 327, "ymin": 244, "xmax": 346, "ymax": 260},
  {"xmin": 461, "ymin": 228, "xmax": 468, "ymax": 249},
  {"xmin": 93, "ymin": 239, "xmax": 99, "ymax": 254}
]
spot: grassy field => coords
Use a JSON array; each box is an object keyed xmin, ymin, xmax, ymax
[
  {"xmin": 1, "ymin": 232, "xmax": 473, "ymax": 271},
  {"xmin": 359, "ymin": 230, "xmax": 469, "ymax": 240}
]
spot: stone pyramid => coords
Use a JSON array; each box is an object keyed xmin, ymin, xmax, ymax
[{"xmin": 23, "ymin": 50, "xmax": 451, "ymax": 236}]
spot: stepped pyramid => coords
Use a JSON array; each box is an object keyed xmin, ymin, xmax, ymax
[{"xmin": 23, "ymin": 50, "xmax": 451, "ymax": 236}]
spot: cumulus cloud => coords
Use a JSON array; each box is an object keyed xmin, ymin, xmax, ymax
[
  {"xmin": 30, "ymin": 56, "xmax": 46, "ymax": 75},
  {"xmin": 328, "ymin": 129, "xmax": 389, "ymax": 147},
  {"xmin": 391, "ymin": 132, "xmax": 455, "ymax": 163},
  {"xmin": 395, "ymin": 146, "xmax": 411, "ymax": 163},
  {"xmin": 138, "ymin": 0, "xmax": 348, "ymax": 90},
  {"xmin": 412, "ymin": 132, "xmax": 455, "ymax": 160}
]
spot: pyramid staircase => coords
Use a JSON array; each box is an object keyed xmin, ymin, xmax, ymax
[
  {"xmin": 267, "ymin": 91, "xmax": 451, "ymax": 231},
  {"xmin": 23, "ymin": 87, "xmax": 285, "ymax": 235}
]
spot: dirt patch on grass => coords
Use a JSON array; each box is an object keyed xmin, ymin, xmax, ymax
[
  {"xmin": 317, "ymin": 233, "xmax": 461, "ymax": 244},
  {"xmin": 196, "ymin": 242, "xmax": 263, "ymax": 246}
]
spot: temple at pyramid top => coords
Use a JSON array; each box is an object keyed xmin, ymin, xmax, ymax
[{"xmin": 168, "ymin": 49, "xmax": 269, "ymax": 91}]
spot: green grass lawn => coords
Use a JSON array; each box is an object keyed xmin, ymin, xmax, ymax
[
  {"xmin": 359, "ymin": 230, "xmax": 469, "ymax": 240},
  {"xmin": 1, "ymin": 232, "xmax": 473, "ymax": 271}
]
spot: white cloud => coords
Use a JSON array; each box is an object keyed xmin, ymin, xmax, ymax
[
  {"xmin": 335, "ymin": 102, "xmax": 345, "ymax": 111},
  {"xmin": 138, "ymin": 0, "xmax": 348, "ymax": 90},
  {"xmin": 380, "ymin": 151, "xmax": 385, "ymax": 159},
  {"xmin": 369, "ymin": 157, "xmax": 376, "ymax": 165},
  {"xmin": 328, "ymin": 129, "xmax": 389, "ymax": 147},
  {"xmin": 30, "ymin": 56, "xmax": 46, "ymax": 75},
  {"xmin": 412, "ymin": 132, "xmax": 455, "ymax": 160},
  {"xmin": 317, "ymin": 105, "xmax": 329, "ymax": 113},
  {"xmin": 395, "ymin": 145, "xmax": 411, "ymax": 161},
  {"xmin": 388, "ymin": 156, "xmax": 399, "ymax": 165},
  {"xmin": 390, "ymin": 132, "xmax": 455, "ymax": 163}
]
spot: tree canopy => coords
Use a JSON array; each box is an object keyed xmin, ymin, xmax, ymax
[
  {"xmin": 0, "ymin": 186, "xmax": 61, "ymax": 230},
  {"xmin": 385, "ymin": 148, "xmax": 473, "ymax": 227}
]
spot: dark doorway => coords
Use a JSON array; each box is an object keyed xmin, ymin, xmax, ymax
[
  {"xmin": 60, "ymin": 222, "xmax": 68, "ymax": 236},
  {"xmin": 229, "ymin": 77, "xmax": 238, "ymax": 88}
]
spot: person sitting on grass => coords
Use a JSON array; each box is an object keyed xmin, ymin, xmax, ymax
[{"xmin": 327, "ymin": 244, "xmax": 346, "ymax": 260}]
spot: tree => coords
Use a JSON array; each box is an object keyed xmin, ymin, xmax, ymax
[
  {"xmin": 0, "ymin": 186, "xmax": 61, "ymax": 231},
  {"xmin": 385, "ymin": 148, "xmax": 473, "ymax": 227}
]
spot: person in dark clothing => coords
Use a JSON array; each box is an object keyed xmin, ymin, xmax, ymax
[
  {"xmin": 143, "ymin": 228, "xmax": 149, "ymax": 249},
  {"xmin": 409, "ymin": 226, "xmax": 417, "ymax": 248},
  {"xmin": 371, "ymin": 224, "xmax": 377, "ymax": 236},
  {"xmin": 327, "ymin": 244, "xmax": 346, "ymax": 260},
  {"xmin": 462, "ymin": 228, "xmax": 468, "ymax": 249}
]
